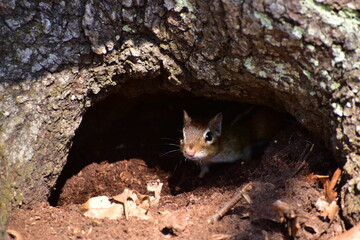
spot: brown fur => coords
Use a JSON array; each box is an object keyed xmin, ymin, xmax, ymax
[{"xmin": 181, "ymin": 107, "xmax": 282, "ymax": 165}]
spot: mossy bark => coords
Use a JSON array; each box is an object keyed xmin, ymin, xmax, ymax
[{"xmin": 1, "ymin": 0, "xmax": 360, "ymax": 230}]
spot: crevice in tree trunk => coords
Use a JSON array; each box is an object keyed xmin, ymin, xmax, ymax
[{"xmin": 48, "ymin": 89, "xmax": 338, "ymax": 211}]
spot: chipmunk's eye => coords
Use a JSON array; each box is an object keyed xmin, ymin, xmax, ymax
[{"xmin": 204, "ymin": 131, "xmax": 213, "ymax": 142}]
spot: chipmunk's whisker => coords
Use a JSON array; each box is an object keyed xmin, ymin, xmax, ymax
[
  {"xmin": 173, "ymin": 160, "xmax": 182, "ymax": 174},
  {"xmin": 160, "ymin": 149, "xmax": 180, "ymax": 157},
  {"xmin": 162, "ymin": 143, "xmax": 180, "ymax": 147},
  {"xmin": 161, "ymin": 137, "xmax": 179, "ymax": 143}
]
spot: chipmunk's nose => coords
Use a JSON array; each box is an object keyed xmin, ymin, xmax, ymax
[{"xmin": 186, "ymin": 147, "xmax": 196, "ymax": 157}]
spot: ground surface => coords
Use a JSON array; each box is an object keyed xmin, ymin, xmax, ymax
[{"xmin": 7, "ymin": 122, "xmax": 345, "ymax": 240}]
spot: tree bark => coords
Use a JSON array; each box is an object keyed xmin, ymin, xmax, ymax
[{"xmin": 1, "ymin": 0, "xmax": 360, "ymax": 230}]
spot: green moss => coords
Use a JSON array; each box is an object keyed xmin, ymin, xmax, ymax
[
  {"xmin": 300, "ymin": 0, "xmax": 342, "ymax": 27},
  {"xmin": 292, "ymin": 26, "xmax": 304, "ymax": 39},
  {"xmin": 310, "ymin": 58, "xmax": 319, "ymax": 67},
  {"xmin": 299, "ymin": 0, "xmax": 360, "ymax": 62},
  {"xmin": 0, "ymin": 145, "xmax": 12, "ymax": 231},
  {"xmin": 331, "ymin": 102, "xmax": 343, "ymax": 116},
  {"xmin": 306, "ymin": 44, "xmax": 316, "ymax": 52},
  {"xmin": 258, "ymin": 71, "xmax": 267, "ymax": 78},
  {"xmin": 339, "ymin": 8, "xmax": 360, "ymax": 19},
  {"xmin": 174, "ymin": 0, "xmax": 194, "ymax": 12},
  {"xmin": 122, "ymin": 25, "xmax": 136, "ymax": 33},
  {"xmin": 332, "ymin": 45, "xmax": 345, "ymax": 63},
  {"xmin": 320, "ymin": 70, "xmax": 332, "ymax": 81},
  {"xmin": 0, "ymin": 182, "xmax": 24, "ymax": 229},
  {"xmin": 244, "ymin": 57, "xmax": 255, "ymax": 71},
  {"xmin": 319, "ymin": 81, "xmax": 326, "ymax": 89},
  {"xmin": 330, "ymin": 82, "xmax": 341, "ymax": 91},
  {"xmin": 254, "ymin": 11, "xmax": 273, "ymax": 30},
  {"xmin": 302, "ymin": 69, "xmax": 312, "ymax": 80},
  {"xmin": 272, "ymin": 64, "xmax": 291, "ymax": 82}
]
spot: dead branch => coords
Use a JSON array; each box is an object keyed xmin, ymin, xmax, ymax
[{"xmin": 210, "ymin": 183, "xmax": 252, "ymax": 223}]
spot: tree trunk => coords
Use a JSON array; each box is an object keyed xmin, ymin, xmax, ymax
[{"xmin": 1, "ymin": 0, "xmax": 360, "ymax": 231}]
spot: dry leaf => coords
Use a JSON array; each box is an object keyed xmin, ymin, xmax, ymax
[
  {"xmin": 82, "ymin": 196, "xmax": 124, "ymax": 220},
  {"xmin": 147, "ymin": 179, "xmax": 163, "ymax": 206},
  {"xmin": 304, "ymin": 173, "xmax": 328, "ymax": 184},
  {"xmin": 324, "ymin": 168, "xmax": 341, "ymax": 203},
  {"xmin": 111, "ymin": 188, "xmax": 150, "ymax": 220},
  {"xmin": 316, "ymin": 197, "xmax": 339, "ymax": 222},
  {"xmin": 81, "ymin": 179, "xmax": 163, "ymax": 221},
  {"xmin": 326, "ymin": 201, "xmax": 339, "ymax": 222},
  {"xmin": 82, "ymin": 188, "xmax": 154, "ymax": 220},
  {"xmin": 314, "ymin": 168, "xmax": 341, "ymax": 222},
  {"xmin": 315, "ymin": 197, "xmax": 339, "ymax": 222}
]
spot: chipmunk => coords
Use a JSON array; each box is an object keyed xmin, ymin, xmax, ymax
[{"xmin": 180, "ymin": 106, "xmax": 281, "ymax": 177}]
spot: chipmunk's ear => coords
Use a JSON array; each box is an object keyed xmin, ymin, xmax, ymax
[
  {"xmin": 183, "ymin": 110, "xmax": 191, "ymax": 124},
  {"xmin": 209, "ymin": 112, "xmax": 222, "ymax": 136}
]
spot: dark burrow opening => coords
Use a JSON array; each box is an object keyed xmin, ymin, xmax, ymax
[{"xmin": 48, "ymin": 92, "xmax": 337, "ymax": 207}]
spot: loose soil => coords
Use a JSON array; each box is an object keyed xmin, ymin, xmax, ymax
[
  {"xmin": 6, "ymin": 96, "xmax": 344, "ymax": 239},
  {"xmin": 7, "ymin": 123, "xmax": 343, "ymax": 240}
]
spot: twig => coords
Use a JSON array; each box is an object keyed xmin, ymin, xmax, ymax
[
  {"xmin": 273, "ymin": 143, "xmax": 314, "ymax": 184},
  {"xmin": 210, "ymin": 183, "xmax": 252, "ymax": 223},
  {"xmin": 288, "ymin": 143, "xmax": 314, "ymax": 179}
]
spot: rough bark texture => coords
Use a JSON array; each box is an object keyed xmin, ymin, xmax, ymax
[{"xmin": 1, "ymin": 0, "xmax": 360, "ymax": 230}]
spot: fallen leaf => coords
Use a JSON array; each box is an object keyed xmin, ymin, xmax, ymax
[
  {"xmin": 82, "ymin": 196, "xmax": 124, "ymax": 220},
  {"xmin": 304, "ymin": 173, "xmax": 328, "ymax": 184},
  {"xmin": 315, "ymin": 197, "xmax": 339, "ymax": 222},
  {"xmin": 147, "ymin": 179, "xmax": 163, "ymax": 206},
  {"xmin": 326, "ymin": 201, "xmax": 339, "ymax": 222},
  {"xmin": 111, "ymin": 188, "xmax": 150, "ymax": 220},
  {"xmin": 315, "ymin": 197, "xmax": 328, "ymax": 212},
  {"xmin": 314, "ymin": 168, "xmax": 341, "ymax": 222},
  {"xmin": 82, "ymin": 188, "xmax": 154, "ymax": 220},
  {"xmin": 324, "ymin": 168, "xmax": 341, "ymax": 203}
]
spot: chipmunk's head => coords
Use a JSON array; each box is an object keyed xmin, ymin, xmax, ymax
[{"xmin": 180, "ymin": 110, "xmax": 223, "ymax": 162}]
